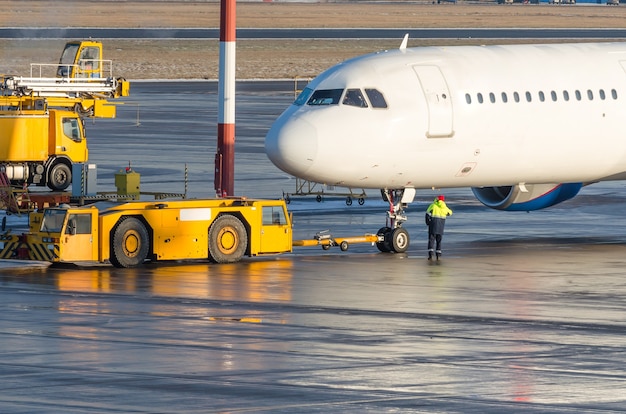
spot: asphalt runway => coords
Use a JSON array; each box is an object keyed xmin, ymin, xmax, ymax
[{"xmin": 2, "ymin": 82, "xmax": 626, "ymax": 413}]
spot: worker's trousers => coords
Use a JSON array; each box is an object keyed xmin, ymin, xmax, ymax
[{"xmin": 428, "ymin": 233, "xmax": 443, "ymax": 253}]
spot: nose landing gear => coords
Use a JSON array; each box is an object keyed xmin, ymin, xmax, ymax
[{"xmin": 376, "ymin": 188, "xmax": 415, "ymax": 253}]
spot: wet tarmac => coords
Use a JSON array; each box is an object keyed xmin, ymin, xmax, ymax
[{"xmin": 2, "ymin": 82, "xmax": 626, "ymax": 413}]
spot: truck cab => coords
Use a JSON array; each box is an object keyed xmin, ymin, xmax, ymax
[{"xmin": 0, "ymin": 109, "xmax": 87, "ymax": 191}]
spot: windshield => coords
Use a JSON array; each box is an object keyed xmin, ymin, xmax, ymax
[
  {"xmin": 343, "ymin": 89, "xmax": 368, "ymax": 108},
  {"xmin": 57, "ymin": 44, "xmax": 79, "ymax": 77},
  {"xmin": 294, "ymin": 87, "xmax": 313, "ymax": 106},
  {"xmin": 59, "ymin": 44, "xmax": 79, "ymax": 65},
  {"xmin": 365, "ymin": 88, "xmax": 388, "ymax": 108},
  {"xmin": 40, "ymin": 210, "xmax": 67, "ymax": 233},
  {"xmin": 307, "ymin": 89, "xmax": 343, "ymax": 106}
]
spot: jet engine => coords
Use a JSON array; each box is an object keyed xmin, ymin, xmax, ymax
[{"xmin": 471, "ymin": 183, "xmax": 583, "ymax": 211}]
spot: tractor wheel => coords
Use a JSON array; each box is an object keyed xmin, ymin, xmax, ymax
[
  {"xmin": 208, "ymin": 215, "xmax": 248, "ymax": 263},
  {"xmin": 110, "ymin": 217, "xmax": 150, "ymax": 268}
]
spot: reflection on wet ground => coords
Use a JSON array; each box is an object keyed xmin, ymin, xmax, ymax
[{"xmin": 2, "ymin": 242, "xmax": 626, "ymax": 413}]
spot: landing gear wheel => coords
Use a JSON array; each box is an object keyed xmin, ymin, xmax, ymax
[
  {"xmin": 358, "ymin": 197, "xmax": 365, "ymax": 205},
  {"xmin": 376, "ymin": 227, "xmax": 392, "ymax": 252},
  {"xmin": 48, "ymin": 162, "xmax": 72, "ymax": 191},
  {"xmin": 391, "ymin": 227, "xmax": 410, "ymax": 253},
  {"xmin": 316, "ymin": 195, "xmax": 322, "ymax": 202},
  {"xmin": 110, "ymin": 217, "xmax": 150, "ymax": 268},
  {"xmin": 340, "ymin": 240, "xmax": 349, "ymax": 251},
  {"xmin": 346, "ymin": 197, "xmax": 352, "ymax": 206},
  {"xmin": 322, "ymin": 244, "xmax": 331, "ymax": 250},
  {"xmin": 208, "ymin": 215, "xmax": 248, "ymax": 263}
]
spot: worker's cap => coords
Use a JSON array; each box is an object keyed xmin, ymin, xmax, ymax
[{"xmin": 437, "ymin": 195, "xmax": 445, "ymax": 201}]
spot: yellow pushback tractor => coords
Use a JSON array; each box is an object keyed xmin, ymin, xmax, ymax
[
  {"xmin": 2, "ymin": 198, "xmax": 293, "ymax": 267},
  {"xmin": 0, "ymin": 40, "xmax": 129, "ymax": 190}
]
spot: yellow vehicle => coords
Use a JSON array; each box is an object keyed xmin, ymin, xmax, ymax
[
  {"xmin": 0, "ymin": 109, "xmax": 87, "ymax": 190},
  {"xmin": 56, "ymin": 40, "xmax": 105, "ymax": 79},
  {"xmin": 0, "ymin": 40, "xmax": 129, "ymax": 191},
  {"xmin": 3, "ymin": 198, "xmax": 293, "ymax": 268}
]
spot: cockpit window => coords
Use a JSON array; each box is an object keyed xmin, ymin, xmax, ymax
[
  {"xmin": 294, "ymin": 87, "xmax": 313, "ymax": 106},
  {"xmin": 307, "ymin": 89, "xmax": 343, "ymax": 106},
  {"xmin": 365, "ymin": 89, "xmax": 388, "ymax": 108},
  {"xmin": 342, "ymin": 89, "xmax": 368, "ymax": 108}
]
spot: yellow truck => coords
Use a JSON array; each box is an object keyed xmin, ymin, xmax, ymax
[
  {"xmin": 0, "ymin": 40, "xmax": 129, "ymax": 191},
  {"xmin": 1, "ymin": 198, "xmax": 293, "ymax": 267},
  {"xmin": 0, "ymin": 109, "xmax": 88, "ymax": 190}
]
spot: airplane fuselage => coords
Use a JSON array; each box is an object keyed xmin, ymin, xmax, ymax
[{"xmin": 266, "ymin": 42, "xmax": 626, "ymax": 191}]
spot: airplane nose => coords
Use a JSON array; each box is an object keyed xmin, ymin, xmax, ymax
[{"xmin": 265, "ymin": 117, "xmax": 317, "ymax": 176}]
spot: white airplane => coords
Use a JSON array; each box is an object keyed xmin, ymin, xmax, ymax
[{"xmin": 265, "ymin": 37, "xmax": 626, "ymax": 253}]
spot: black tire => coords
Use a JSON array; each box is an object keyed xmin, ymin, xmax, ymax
[
  {"xmin": 340, "ymin": 241, "xmax": 349, "ymax": 251},
  {"xmin": 110, "ymin": 217, "xmax": 150, "ymax": 268},
  {"xmin": 346, "ymin": 197, "xmax": 352, "ymax": 206},
  {"xmin": 208, "ymin": 215, "xmax": 247, "ymax": 263},
  {"xmin": 376, "ymin": 227, "xmax": 392, "ymax": 252},
  {"xmin": 322, "ymin": 244, "xmax": 331, "ymax": 250},
  {"xmin": 48, "ymin": 162, "xmax": 72, "ymax": 191},
  {"xmin": 391, "ymin": 227, "xmax": 410, "ymax": 253}
]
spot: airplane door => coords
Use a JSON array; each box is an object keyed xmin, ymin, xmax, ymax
[{"xmin": 413, "ymin": 65, "xmax": 454, "ymax": 138}]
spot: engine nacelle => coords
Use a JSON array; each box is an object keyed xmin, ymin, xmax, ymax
[{"xmin": 471, "ymin": 183, "xmax": 582, "ymax": 211}]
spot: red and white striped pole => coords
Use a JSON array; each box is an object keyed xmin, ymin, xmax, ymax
[{"xmin": 215, "ymin": 0, "xmax": 236, "ymax": 197}]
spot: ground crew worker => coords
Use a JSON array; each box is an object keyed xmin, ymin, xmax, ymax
[{"xmin": 425, "ymin": 195, "xmax": 453, "ymax": 260}]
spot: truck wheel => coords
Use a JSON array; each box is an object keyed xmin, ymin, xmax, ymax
[
  {"xmin": 48, "ymin": 162, "xmax": 72, "ymax": 191},
  {"xmin": 110, "ymin": 217, "xmax": 149, "ymax": 268},
  {"xmin": 208, "ymin": 215, "xmax": 247, "ymax": 263},
  {"xmin": 391, "ymin": 227, "xmax": 410, "ymax": 253}
]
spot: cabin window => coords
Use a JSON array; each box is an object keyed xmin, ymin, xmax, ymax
[
  {"xmin": 489, "ymin": 92, "xmax": 496, "ymax": 103},
  {"xmin": 513, "ymin": 92, "xmax": 520, "ymax": 103},
  {"xmin": 599, "ymin": 89, "xmax": 606, "ymax": 100},
  {"xmin": 40, "ymin": 210, "xmax": 67, "ymax": 233},
  {"xmin": 294, "ymin": 87, "xmax": 313, "ymax": 106},
  {"xmin": 575, "ymin": 90, "xmax": 582, "ymax": 101},
  {"xmin": 343, "ymin": 89, "xmax": 368, "ymax": 108},
  {"xmin": 550, "ymin": 91, "xmax": 557, "ymax": 102},
  {"xmin": 538, "ymin": 91, "xmax": 545, "ymax": 102},
  {"xmin": 563, "ymin": 90, "xmax": 570, "ymax": 101},
  {"xmin": 365, "ymin": 89, "xmax": 388, "ymax": 108},
  {"xmin": 501, "ymin": 92, "xmax": 508, "ymax": 103},
  {"xmin": 465, "ymin": 93, "xmax": 471, "ymax": 104},
  {"xmin": 477, "ymin": 93, "xmax": 484, "ymax": 104},
  {"xmin": 263, "ymin": 206, "xmax": 287, "ymax": 225},
  {"xmin": 525, "ymin": 91, "xmax": 532, "ymax": 102},
  {"xmin": 57, "ymin": 43, "xmax": 79, "ymax": 77},
  {"xmin": 587, "ymin": 89, "xmax": 594, "ymax": 100},
  {"xmin": 66, "ymin": 214, "xmax": 92, "ymax": 235},
  {"xmin": 62, "ymin": 118, "xmax": 81, "ymax": 142},
  {"xmin": 612, "ymin": 89, "xmax": 618, "ymax": 99},
  {"xmin": 307, "ymin": 89, "xmax": 343, "ymax": 106}
]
